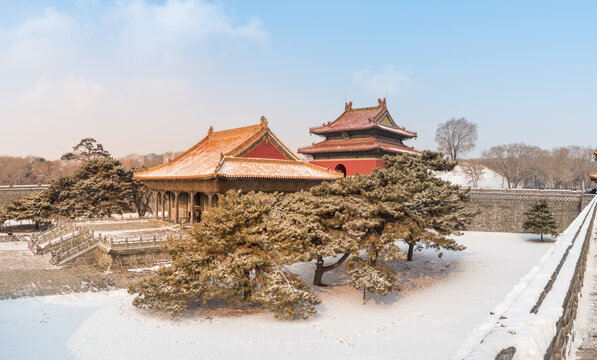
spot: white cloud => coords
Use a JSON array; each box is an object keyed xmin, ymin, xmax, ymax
[
  {"xmin": 0, "ymin": 1, "xmax": 269, "ymax": 158},
  {"xmin": 352, "ymin": 65, "xmax": 411, "ymax": 95},
  {"xmin": 5, "ymin": 7, "xmax": 78, "ymax": 71},
  {"xmin": 109, "ymin": 0, "xmax": 268, "ymax": 54},
  {"xmin": 2, "ymin": 1, "xmax": 268, "ymax": 76},
  {"xmin": 17, "ymin": 74, "xmax": 107, "ymax": 111}
]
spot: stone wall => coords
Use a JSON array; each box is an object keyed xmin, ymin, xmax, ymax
[
  {"xmin": 0, "ymin": 185, "xmax": 49, "ymax": 205},
  {"xmin": 60, "ymin": 243, "xmax": 169, "ymax": 269},
  {"xmin": 544, "ymin": 206, "xmax": 595, "ymax": 360},
  {"xmin": 108, "ymin": 247, "xmax": 169, "ymax": 268},
  {"xmin": 466, "ymin": 189, "xmax": 596, "ymax": 233}
]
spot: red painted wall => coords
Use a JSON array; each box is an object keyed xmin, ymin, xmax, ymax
[
  {"xmin": 310, "ymin": 159, "xmax": 385, "ymax": 176},
  {"xmin": 243, "ymin": 140, "xmax": 288, "ymax": 160}
]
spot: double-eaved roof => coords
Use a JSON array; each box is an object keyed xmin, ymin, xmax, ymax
[
  {"xmin": 308, "ymin": 98, "xmax": 417, "ymax": 138},
  {"xmin": 134, "ymin": 117, "xmax": 341, "ymax": 181},
  {"xmin": 298, "ymin": 98, "xmax": 419, "ymax": 157}
]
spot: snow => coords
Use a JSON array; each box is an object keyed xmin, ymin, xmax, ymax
[
  {"xmin": 0, "ymin": 241, "xmax": 28, "ymax": 251},
  {"xmin": 0, "ymin": 232, "xmax": 551, "ymax": 360},
  {"xmin": 458, "ymin": 197, "xmax": 597, "ymax": 359},
  {"xmin": 438, "ymin": 165, "xmax": 506, "ymax": 188},
  {"xmin": 2, "ymin": 219, "xmax": 35, "ymax": 227},
  {"xmin": 568, "ymin": 215, "xmax": 597, "ymax": 359},
  {"xmin": 127, "ymin": 263, "xmax": 170, "ymax": 273}
]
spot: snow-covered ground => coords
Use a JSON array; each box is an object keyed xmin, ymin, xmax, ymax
[
  {"xmin": 438, "ymin": 165, "xmax": 506, "ymax": 188},
  {"xmin": 0, "ymin": 232, "xmax": 550, "ymax": 360}
]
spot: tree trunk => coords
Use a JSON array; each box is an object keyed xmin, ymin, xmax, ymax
[
  {"xmin": 362, "ymin": 286, "xmax": 366, "ymax": 305},
  {"xmin": 540, "ymin": 233, "xmax": 544, "ymax": 242},
  {"xmin": 407, "ymin": 242, "xmax": 415, "ymax": 261},
  {"xmin": 313, "ymin": 253, "xmax": 350, "ymax": 286}
]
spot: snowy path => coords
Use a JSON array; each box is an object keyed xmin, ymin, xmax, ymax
[
  {"xmin": 0, "ymin": 232, "xmax": 549, "ymax": 360},
  {"xmin": 572, "ymin": 220, "xmax": 597, "ymax": 359}
]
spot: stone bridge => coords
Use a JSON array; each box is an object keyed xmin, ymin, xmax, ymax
[{"xmin": 0, "ymin": 185, "xmax": 49, "ymax": 205}]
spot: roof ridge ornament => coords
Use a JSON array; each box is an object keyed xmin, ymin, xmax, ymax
[
  {"xmin": 378, "ymin": 98, "xmax": 386, "ymax": 108},
  {"xmin": 345, "ymin": 101, "xmax": 352, "ymax": 111},
  {"xmin": 208, "ymin": 126, "xmax": 213, "ymax": 136},
  {"xmin": 260, "ymin": 116, "xmax": 268, "ymax": 128}
]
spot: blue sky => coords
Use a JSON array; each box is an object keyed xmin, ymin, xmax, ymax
[{"xmin": 0, "ymin": 0, "xmax": 595, "ymax": 159}]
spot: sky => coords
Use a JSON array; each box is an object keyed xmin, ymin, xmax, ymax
[{"xmin": 0, "ymin": 0, "xmax": 595, "ymax": 160}]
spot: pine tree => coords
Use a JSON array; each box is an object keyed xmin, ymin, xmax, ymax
[
  {"xmin": 0, "ymin": 191, "xmax": 53, "ymax": 228},
  {"xmin": 270, "ymin": 151, "xmax": 474, "ymax": 302},
  {"xmin": 268, "ymin": 184, "xmax": 382, "ymax": 287},
  {"xmin": 131, "ymin": 151, "xmax": 475, "ymax": 313},
  {"xmin": 61, "ymin": 138, "xmax": 111, "ymax": 160},
  {"xmin": 129, "ymin": 190, "xmax": 320, "ymax": 319},
  {"xmin": 382, "ymin": 152, "xmax": 474, "ymax": 260},
  {"xmin": 127, "ymin": 166, "xmax": 153, "ymax": 216},
  {"xmin": 522, "ymin": 199, "xmax": 558, "ymax": 241},
  {"xmin": 45, "ymin": 157, "xmax": 133, "ymax": 218}
]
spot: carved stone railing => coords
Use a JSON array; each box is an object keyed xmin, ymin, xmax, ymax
[{"xmin": 51, "ymin": 233, "xmax": 177, "ymax": 266}]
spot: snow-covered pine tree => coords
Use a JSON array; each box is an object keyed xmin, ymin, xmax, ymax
[
  {"xmin": 268, "ymin": 184, "xmax": 383, "ymax": 287},
  {"xmin": 0, "ymin": 191, "xmax": 53, "ymax": 228},
  {"xmin": 380, "ymin": 151, "xmax": 474, "ymax": 261},
  {"xmin": 45, "ymin": 157, "xmax": 133, "ymax": 218},
  {"xmin": 268, "ymin": 179, "xmax": 402, "ymax": 302},
  {"xmin": 0, "ymin": 157, "xmax": 141, "ymax": 223},
  {"xmin": 522, "ymin": 199, "xmax": 558, "ymax": 241},
  {"xmin": 270, "ymin": 151, "xmax": 472, "ymax": 302},
  {"xmin": 129, "ymin": 190, "xmax": 320, "ymax": 319}
]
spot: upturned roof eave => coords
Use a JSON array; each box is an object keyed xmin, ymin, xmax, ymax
[
  {"xmin": 297, "ymin": 144, "xmax": 420, "ymax": 156},
  {"xmin": 309, "ymin": 122, "xmax": 417, "ymax": 138},
  {"xmin": 135, "ymin": 156, "xmax": 343, "ymax": 181}
]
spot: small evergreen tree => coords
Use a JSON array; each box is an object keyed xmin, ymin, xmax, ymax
[{"xmin": 522, "ymin": 199, "xmax": 558, "ymax": 241}]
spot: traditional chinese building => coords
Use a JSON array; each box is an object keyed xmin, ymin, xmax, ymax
[
  {"xmin": 590, "ymin": 149, "xmax": 597, "ymax": 184},
  {"xmin": 297, "ymin": 98, "xmax": 419, "ymax": 176},
  {"xmin": 134, "ymin": 117, "xmax": 341, "ymax": 224}
]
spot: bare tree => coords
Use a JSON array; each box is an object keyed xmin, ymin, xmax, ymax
[
  {"xmin": 460, "ymin": 161, "xmax": 485, "ymax": 187},
  {"xmin": 481, "ymin": 143, "xmax": 545, "ymax": 189},
  {"xmin": 435, "ymin": 118, "xmax": 478, "ymax": 160}
]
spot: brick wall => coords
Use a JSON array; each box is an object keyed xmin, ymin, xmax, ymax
[
  {"xmin": 0, "ymin": 185, "xmax": 49, "ymax": 206},
  {"xmin": 466, "ymin": 189, "xmax": 596, "ymax": 233}
]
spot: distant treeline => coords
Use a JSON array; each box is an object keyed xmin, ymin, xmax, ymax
[
  {"xmin": 478, "ymin": 144, "xmax": 596, "ymax": 190},
  {"xmin": 2, "ymin": 144, "xmax": 594, "ymax": 190},
  {"xmin": 0, "ymin": 152, "xmax": 180, "ymax": 186}
]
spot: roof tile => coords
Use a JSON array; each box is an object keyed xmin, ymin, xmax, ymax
[
  {"xmin": 309, "ymin": 99, "xmax": 416, "ymax": 138},
  {"xmin": 134, "ymin": 121, "xmax": 339, "ymax": 181},
  {"xmin": 217, "ymin": 157, "xmax": 342, "ymax": 180}
]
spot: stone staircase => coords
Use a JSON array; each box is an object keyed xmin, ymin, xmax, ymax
[
  {"xmin": 28, "ymin": 222, "xmax": 78, "ymax": 255},
  {"xmin": 50, "ymin": 229, "xmax": 97, "ymax": 265},
  {"xmin": 51, "ymin": 232, "xmax": 172, "ymax": 266}
]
